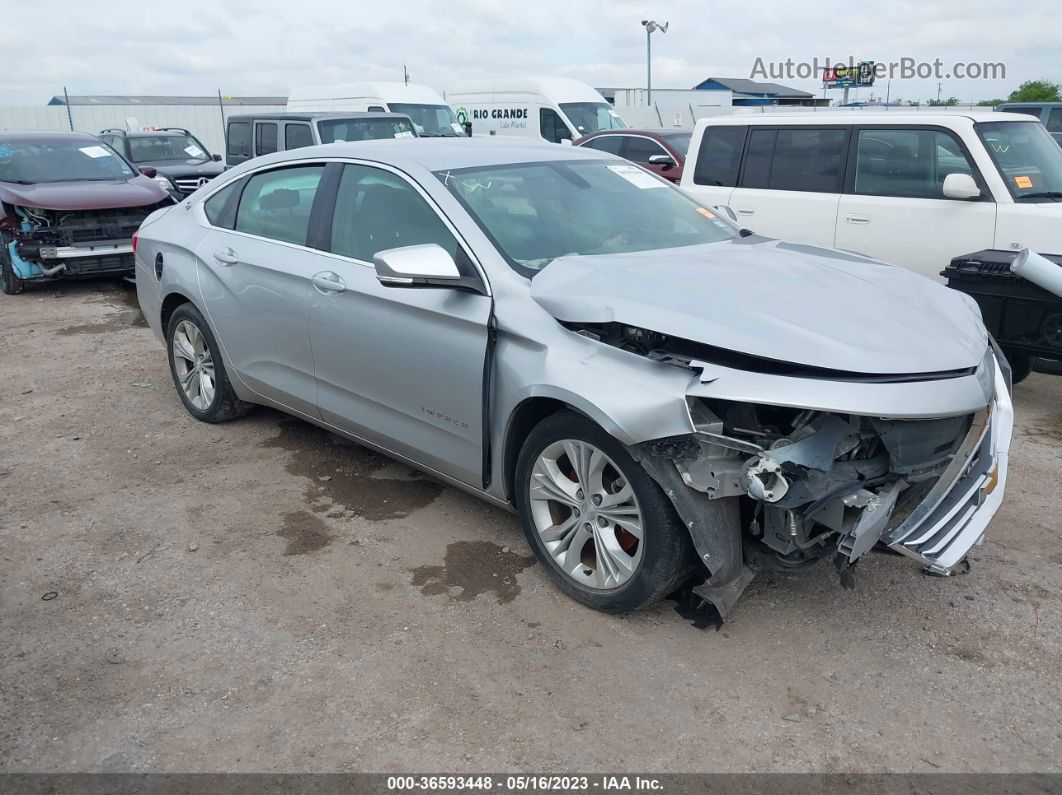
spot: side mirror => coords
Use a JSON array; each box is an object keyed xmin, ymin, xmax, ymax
[
  {"xmin": 212, "ymin": 153, "xmax": 223, "ymax": 162},
  {"xmin": 373, "ymin": 244, "xmax": 484, "ymax": 293},
  {"xmin": 943, "ymin": 173, "xmax": 981, "ymax": 199},
  {"xmin": 139, "ymin": 166, "xmax": 157, "ymax": 178},
  {"xmin": 714, "ymin": 205, "xmax": 738, "ymax": 222},
  {"xmin": 649, "ymin": 154, "xmax": 676, "ymax": 168}
]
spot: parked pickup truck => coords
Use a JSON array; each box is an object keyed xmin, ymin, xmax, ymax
[{"xmin": 679, "ymin": 112, "xmax": 1062, "ymax": 284}]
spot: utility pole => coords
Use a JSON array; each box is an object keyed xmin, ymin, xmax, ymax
[
  {"xmin": 641, "ymin": 20, "xmax": 668, "ymax": 107},
  {"xmin": 62, "ymin": 86, "xmax": 74, "ymax": 131},
  {"xmin": 403, "ymin": 65, "xmax": 409, "ymax": 86},
  {"xmin": 937, "ymin": 82, "xmax": 942, "ymax": 103}
]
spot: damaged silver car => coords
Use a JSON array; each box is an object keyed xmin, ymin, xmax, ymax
[{"xmin": 134, "ymin": 139, "xmax": 1013, "ymax": 617}]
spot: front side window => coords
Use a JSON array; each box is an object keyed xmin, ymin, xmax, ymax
[
  {"xmin": 977, "ymin": 120, "xmax": 1062, "ymax": 200},
  {"xmin": 693, "ymin": 125, "xmax": 746, "ymax": 187},
  {"xmin": 317, "ymin": 118, "xmax": 416, "ymax": 143},
  {"xmin": 558, "ymin": 102, "xmax": 627, "ymax": 134},
  {"xmin": 234, "ymin": 165, "xmax": 324, "ymax": 245},
  {"xmin": 580, "ymin": 135, "xmax": 624, "ymax": 155},
  {"xmin": 227, "ymin": 122, "xmax": 251, "ymax": 159},
  {"xmin": 329, "ymin": 164, "xmax": 460, "ymax": 263},
  {"xmin": 540, "ymin": 109, "xmax": 570, "ymax": 144},
  {"xmin": 853, "ymin": 128, "xmax": 975, "ymax": 199},
  {"xmin": 0, "ymin": 138, "xmax": 137, "ymax": 183},
  {"xmin": 285, "ymin": 123, "xmax": 314, "ymax": 150},
  {"xmin": 624, "ymin": 136, "xmax": 669, "ymax": 164},
  {"xmin": 129, "ymin": 134, "xmax": 210, "ymax": 163},
  {"xmin": 436, "ymin": 160, "xmax": 736, "ymax": 277},
  {"xmin": 255, "ymin": 122, "xmax": 278, "ymax": 156},
  {"xmin": 386, "ymin": 103, "xmax": 464, "ymax": 137},
  {"xmin": 662, "ymin": 131, "xmax": 692, "ymax": 156}
]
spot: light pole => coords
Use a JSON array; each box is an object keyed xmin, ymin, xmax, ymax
[{"xmin": 641, "ymin": 19, "xmax": 668, "ymax": 107}]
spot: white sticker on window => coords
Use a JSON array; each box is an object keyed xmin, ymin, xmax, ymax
[
  {"xmin": 79, "ymin": 145, "xmax": 112, "ymax": 159},
  {"xmin": 185, "ymin": 145, "xmax": 205, "ymax": 157},
  {"xmin": 606, "ymin": 164, "xmax": 664, "ymax": 189},
  {"xmin": 451, "ymin": 122, "xmax": 464, "ymax": 134},
  {"xmin": 394, "ymin": 130, "xmax": 415, "ymax": 139}
]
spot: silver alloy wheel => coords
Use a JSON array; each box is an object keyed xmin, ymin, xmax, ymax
[
  {"xmin": 528, "ymin": 439, "xmax": 644, "ymax": 590},
  {"xmin": 171, "ymin": 319, "xmax": 216, "ymax": 411}
]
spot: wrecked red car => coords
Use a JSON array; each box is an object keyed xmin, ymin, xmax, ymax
[{"xmin": 0, "ymin": 131, "xmax": 172, "ymax": 294}]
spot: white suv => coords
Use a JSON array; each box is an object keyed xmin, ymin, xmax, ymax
[{"xmin": 680, "ymin": 112, "xmax": 1062, "ymax": 281}]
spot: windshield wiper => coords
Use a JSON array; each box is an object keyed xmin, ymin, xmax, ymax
[
  {"xmin": 2, "ymin": 179, "xmax": 37, "ymax": 184},
  {"xmin": 1017, "ymin": 191, "xmax": 1062, "ymax": 201}
]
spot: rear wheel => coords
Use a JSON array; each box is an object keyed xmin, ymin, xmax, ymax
[
  {"xmin": 515, "ymin": 411, "xmax": 697, "ymax": 612},
  {"xmin": 166, "ymin": 303, "xmax": 252, "ymax": 423},
  {"xmin": 0, "ymin": 244, "xmax": 25, "ymax": 295}
]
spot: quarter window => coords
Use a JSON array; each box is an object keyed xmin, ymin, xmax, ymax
[
  {"xmin": 329, "ymin": 164, "xmax": 462, "ymax": 264},
  {"xmin": 740, "ymin": 128, "xmax": 847, "ymax": 193},
  {"xmin": 227, "ymin": 122, "xmax": 251, "ymax": 159},
  {"xmin": 255, "ymin": 122, "xmax": 278, "ymax": 156},
  {"xmin": 853, "ymin": 129, "xmax": 976, "ymax": 199},
  {"xmin": 204, "ymin": 179, "xmax": 242, "ymax": 229},
  {"xmin": 285, "ymin": 123, "xmax": 314, "ymax": 150},
  {"xmin": 624, "ymin": 136, "xmax": 669, "ymax": 164},
  {"xmin": 234, "ymin": 166, "xmax": 324, "ymax": 245},
  {"xmin": 1048, "ymin": 108, "xmax": 1062, "ymax": 134},
  {"xmin": 693, "ymin": 126, "xmax": 746, "ymax": 186}
]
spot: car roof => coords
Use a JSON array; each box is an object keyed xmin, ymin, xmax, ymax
[
  {"xmin": 699, "ymin": 111, "xmax": 1029, "ymax": 126},
  {"xmin": 223, "ymin": 137, "xmax": 611, "ymax": 176},
  {"xmin": 0, "ymin": 130, "xmax": 104, "ymax": 144},
  {"xmin": 226, "ymin": 112, "xmax": 411, "ymax": 123}
]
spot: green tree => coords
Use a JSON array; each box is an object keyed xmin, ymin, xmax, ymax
[
  {"xmin": 977, "ymin": 98, "xmax": 1004, "ymax": 106},
  {"xmin": 1007, "ymin": 80, "xmax": 1061, "ymax": 102},
  {"xmin": 928, "ymin": 97, "xmax": 960, "ymax": 107}
]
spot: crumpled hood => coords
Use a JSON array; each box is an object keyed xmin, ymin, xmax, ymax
[
  {"xmin": 0, "ymin": 176, "xmax": 170, "ymax": 211},
  {"xmin": 530, "ymin": 239, "xmax": 988, "ymax": 375}
]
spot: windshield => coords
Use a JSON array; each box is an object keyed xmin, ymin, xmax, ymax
[
  {"xmin": 129, "ymin": 134, "xmax": 210, "ymax": 164},
  {"xmin": 387, "ymin": 103, "xmax": 465, "ymax": 137},
  {"xmin": 436, "ymin": 160, "xmax": 736, "ymax": 277},
  {"xmin": 662, "ymin": 131, "xmax": 692, "ymax": 156},
  {"xmin": 0, "ymin": 138, "xmax": 136, "ymax": 184},
  {"xmin": 559, "ymin": 102, "xmax": 627, "ymax": 135},
  {"xmin": 318, "ymin": 118, "xmax": 417, "ymax": 142},
  {"xmin": 976, "ymin": 121, "xmax": 1062, "ymax": 201}
]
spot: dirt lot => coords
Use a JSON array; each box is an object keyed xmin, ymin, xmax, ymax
[{"xmin": 1, "ymin": 280, "xmax": 1060, "ymax": 774}]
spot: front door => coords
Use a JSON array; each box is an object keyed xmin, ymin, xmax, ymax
[
  {"xmin": 305, "ymin": 163, "xmax": 491, "ymax": 485},
  {"xmin": 834, "ymin": 127, "xmax": 995, "ymax": 281},
  {"xmin": 194, "ymin": 164, "xmax": 325, "ymax": 415}
]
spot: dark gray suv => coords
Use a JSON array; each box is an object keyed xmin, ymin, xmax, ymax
[{"xmin": 99, "ymin": 128, "xmax": 225, "ymax": 198}]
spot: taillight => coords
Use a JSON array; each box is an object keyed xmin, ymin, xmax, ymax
[{"xmin": 131, "ymin": 231, "xmax": 138, "ymax": 257}]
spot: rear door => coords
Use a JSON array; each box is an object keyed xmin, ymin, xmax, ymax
[
  {"xmin": 304, "ymin": 162, "xmax": 491, "ymax": 485},
  {"xmin": 254, "ymin": 121, "xmax": 279, "ymax": 157},
  {"xmin": 728, "ymin": 125, "xmax": 849, "ymax": 246},
  {"xmin": 681, "ymin": 124, "xmax": 746, "ymax": 212},
  {"xmin": 193, "ymin": 163, "xmax": 326, "ymax": 415},
  {"xmin": 834, "ymin": 126, "xmax": 995, "ymax": 281}
]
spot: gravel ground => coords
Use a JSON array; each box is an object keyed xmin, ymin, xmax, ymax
[{"xmin": 1, "ymin": 280, "xmax": 1060, "ymax": 773}]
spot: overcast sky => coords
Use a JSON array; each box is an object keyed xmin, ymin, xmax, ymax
[{"xmin": 3, "ymin": 0, "xmax": 1057, "ymax": 104}]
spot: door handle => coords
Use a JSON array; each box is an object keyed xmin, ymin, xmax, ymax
[
  {"xmin": 845, "ymin": 214, "xmax": 871, "ymax": 224},
  {"xmin": 736, "ymin": 208, "xmax": 755, "ymax": 215},
  {"xmin": 213, "ymin": 248, "xmax": 238, "ymax": 266},
  {"xmin": 311, "ymin": 271, "xmax": 346, "ymax": 294}
]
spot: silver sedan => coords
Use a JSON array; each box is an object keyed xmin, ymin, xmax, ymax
[{"xmin": 134, "ymin": 139, "xmax": 1013, "ymax": 618}]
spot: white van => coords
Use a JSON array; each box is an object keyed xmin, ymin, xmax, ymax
[
  {"xmin": 680, "ymin": 112, "xmax": 1062, "ymax": 281},
  {"xmin": 287, "ymin": 82, "xmax": 466, "ymax": 137},
  {"xmin": 446, "ymin": 78, "xmax": 627, "ymax": 144}
]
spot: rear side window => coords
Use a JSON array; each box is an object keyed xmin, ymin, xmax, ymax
[
  {"xmin": 285, "ymin": 123, "xmax": 314, "ymax": 150},
  {"xmin": 693, "ymin": 126, "xmax": 746, "ymax": 186},
  {"xmin": 741, "ymin": 127, "xmax": 847, "ymax": 193},
  {"xmin": 255, "ymin": 122, "xmax": 278, "ymax": 156},
  {"xmin": 234, "ymin": 166, "xmax": 324, "ymax": 245},
  {"xmin": 227, "ymin": 122, "xmax": 251, "ymax": 159},
  {"xmin": 1048, "ymin": 108, "xmax": 1062, "ymax": 133},
  {"xmin": 581, "ymin": 136, "xmax": 624, "ymax": 155},
  {"xmin": 204, "ymin": 180, "xmax": 242, "ymax": 229},
  {"xmin": 624, "ymin": 136, "xmax": 668, "ymax": 163}
]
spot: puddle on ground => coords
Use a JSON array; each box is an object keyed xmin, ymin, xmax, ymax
[
  {"xmin": 278, "ymin": 510, "xmax": 334, "ymax": 555},
  {"xmin": 56, "ymin": 285, "xmax": 146, "ymax": 335},
  {"xmin": 260, "ymin": 419, "xmax": 443, "ymax": 520},
  {"xmin": 410, "ymin": 540, "xmax": 535, "ymax": 604},
  {"xmin": 1020, "ymin": 421, "xmax": 1062, "ymax": 445}
]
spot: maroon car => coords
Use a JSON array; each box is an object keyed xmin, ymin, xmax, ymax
[
  {"xmin": 0, "ymin": 131, "xmax": 172, "ymax": 294},
  {"xmin": 574, "ymin": 128, "xmax": 692, "ymax": 183}
]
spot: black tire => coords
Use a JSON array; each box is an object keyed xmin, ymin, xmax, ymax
[
  {"xmin": 0, "ymin": 243, "xmax": 25, "ymax": 295},
  {"xmin": 515, "ymin": 410, "xmax": 697, "ymax": 613},
  {"xmin": 1003, "ymin": 350, "xmax": 1034, "ymax": 385},
  {"xmin": 165, "ymin": 303, "xmax": 253, "ymax": 423}
]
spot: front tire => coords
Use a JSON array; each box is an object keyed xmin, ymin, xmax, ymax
[
  {"xmin": 0, "ymin": 244, "xmax": 25, "ymax": 295},
  {"xmin": 1004, "ymin": 350, "xmax": 1033, "ymax": 385},
  {"xmin": 166, "ymin": 303, "xmax": 252, "ymax": 423},
  {"xmin": 515, "ymin": 410, "xmax": 697, "ymax": 612}
]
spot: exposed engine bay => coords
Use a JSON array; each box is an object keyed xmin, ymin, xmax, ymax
[
  {"xmin": 2, "ymin": 202, "xmax": 168, "ymax": 282},
  {"xmin": 568, "ymin": 321, "xmax": 1004, "ymax": 618}
]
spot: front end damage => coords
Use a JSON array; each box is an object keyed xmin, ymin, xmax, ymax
[
  {"xmin": 631, "ymin": 362, "xmax": 1013, "ymax": 619},
  {"xmin": 1, "ymin": 202, "xmax": 168, "ymax": 283}
]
